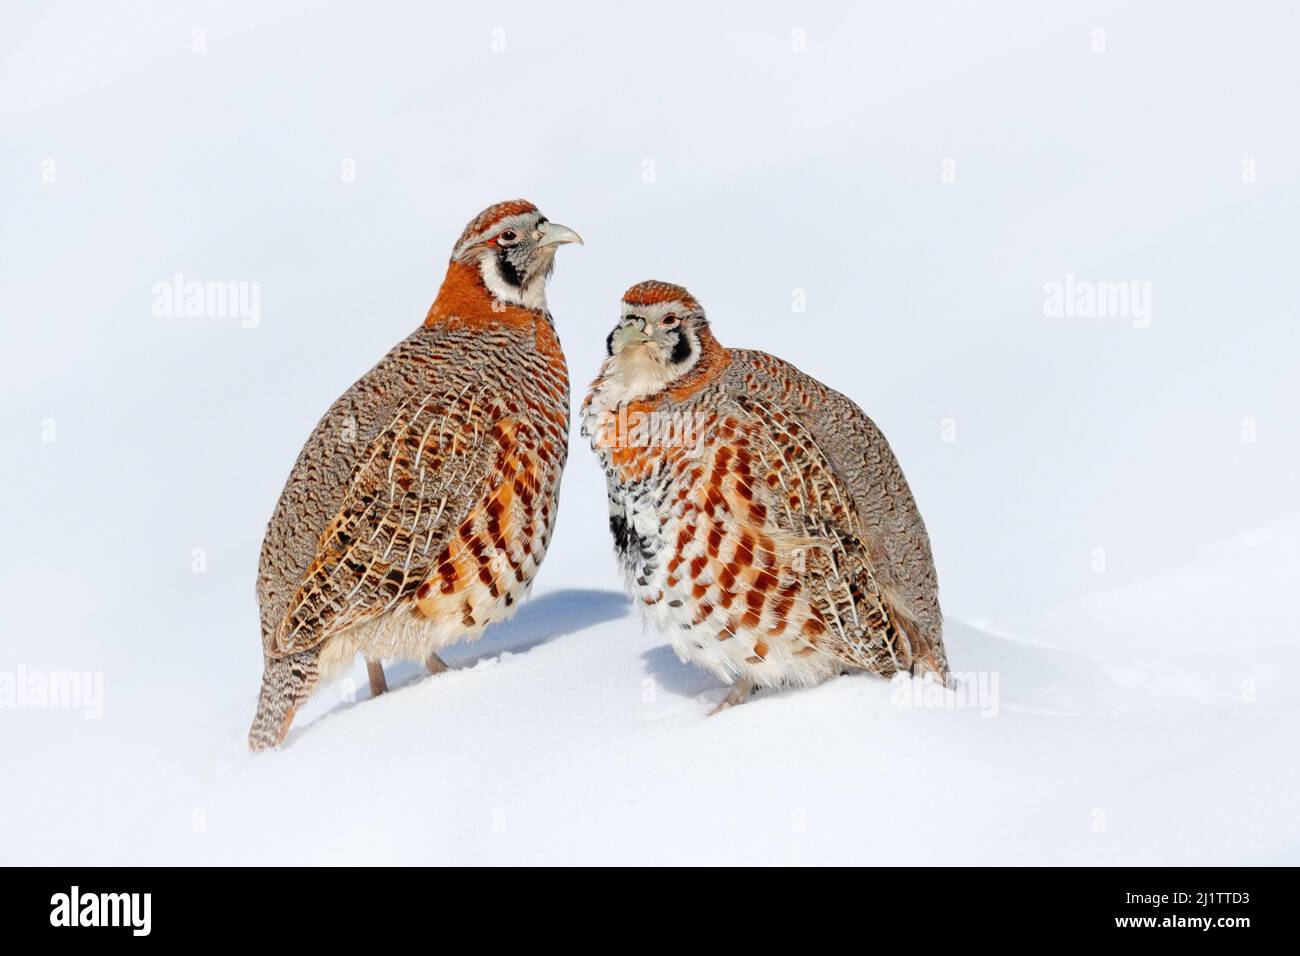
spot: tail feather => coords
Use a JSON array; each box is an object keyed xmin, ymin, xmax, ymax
[
  {"xmin": 882, "ymin": 586, "xmax": 950, "ymax": 684},
  {"xmin": 248, "ymin": 651, "xmax": 319, "ymax": 751}
]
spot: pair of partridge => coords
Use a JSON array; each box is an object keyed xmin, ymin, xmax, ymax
[
  {"xmin": 249, "ymin": 200, "xmax": 580, "ymax": 750},
  {"xmin": 249, "ymin": 203, "xmax": 946, "ymax": 749},
  {"xmin": 582, "ymin": 282, "xmax": 947, "ymax": 711}
]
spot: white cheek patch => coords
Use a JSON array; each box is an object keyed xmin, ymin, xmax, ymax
[
  {"xmin": 477, "ymin": 249, "xmax": 552, "ymax": 312},
  {"xmin": 671, "ymin": 328, "xmax": 702, "ymax": 374},
  {"xmin": 453, "ymin": 212, "xmax": 553, "ymax": 313}
]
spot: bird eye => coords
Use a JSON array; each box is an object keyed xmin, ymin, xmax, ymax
[
  {"xmin": 662, "ymin": 314, "xmax": 680, "ymax": 327},
  {"xmin": 498, "ymin": 229, "xmax": 519, "ymax": 245}
]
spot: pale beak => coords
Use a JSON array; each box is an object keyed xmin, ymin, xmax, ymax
[
  {"xmin": 611, "ymin": 318, "xmax": 652, "ymax": 351},
  {"xmin": 536, "ymin": 222, "xmax": 584, "ymax": 247}
]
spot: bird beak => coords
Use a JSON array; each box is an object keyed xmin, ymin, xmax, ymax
[
  {"xmin": 611, "ymin": 318, "xmax": 652, "ymax": 351},
  {"xmin": 536, "ymin": 222, "xmax": 584, "ymax": 247}
]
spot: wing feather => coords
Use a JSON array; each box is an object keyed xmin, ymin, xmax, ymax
[
  {"xmin": 260, "ymin": 325, "xmax": 569, "ymax": 659},
  {"xmin": 714, "ymin": 390, "xmax": 926, "ymax": 675},
  {"xmin": 721, "ymin": 350, "xmax": 948, "ymax": 677}
]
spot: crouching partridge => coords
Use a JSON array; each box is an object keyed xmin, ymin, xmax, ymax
[{"xmin": 582, "ymin": 281, "xmax": 947, "ymax": 712}]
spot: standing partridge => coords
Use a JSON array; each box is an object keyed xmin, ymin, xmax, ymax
[
  {"xmin": 248, "ymin": 200, "xmax": 581, "ymax": 750},
  {"xmin": 582, "ymin": 281, "xmax": 947, "ymax": 711}
]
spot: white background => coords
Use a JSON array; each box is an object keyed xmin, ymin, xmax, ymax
[{"xmin": 2, "ymin": 1, "xmax": 1297, "ymax": 864}]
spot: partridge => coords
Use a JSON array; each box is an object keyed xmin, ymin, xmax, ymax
[
  {"xmin": 582, "ymin": 281, "xmax": 947, "ymax": 711},
  {"xmin": 249, "ymin": 200, "xmax": 581, "ymax": 749}
]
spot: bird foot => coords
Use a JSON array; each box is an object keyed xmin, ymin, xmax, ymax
[
  {"xmin": 426, "ymin": 652, "xmax": 450, "ymax": 676},
  {"xmin": 709, "ymin": 681, "xmax": 753, "ymax": 715}
]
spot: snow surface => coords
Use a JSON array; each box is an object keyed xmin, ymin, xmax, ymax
[{"xmin": 2, "ymin": 1, "xmax": 1297, "ymax": 864}]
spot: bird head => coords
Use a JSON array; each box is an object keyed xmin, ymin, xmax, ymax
[
  {"xmin": 601, "ymin": 281, "xmax": 713, "ymax": 399},
  {"xmin": 451, "ymin": 199, "xmax": 583, "ymax": 312}
]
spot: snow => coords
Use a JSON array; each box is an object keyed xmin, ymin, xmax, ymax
[{"xmin": 2, "ymin": 1, "xmax": 1297, "ymax": 865}]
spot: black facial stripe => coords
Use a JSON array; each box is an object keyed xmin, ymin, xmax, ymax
[
  {"xmin": 605, "ymin": 328, "xmax": 616, "ymax": 356},
  {"xmin": 497, "ymin": 249, "xmax": 523, "ymax": 287},
  {"xmin": 670, "ymin": 330, "xmax": 693, "ymax": 364}
]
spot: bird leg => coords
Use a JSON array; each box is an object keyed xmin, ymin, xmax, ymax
[
  {"xmin": 710, "ymin": 679, "xmax": 753, "ymax": 715},
  {"xmin": 426, "ymin": 651, "xmax": 450, "ymax": 676},
  {"xmin": 366, "ymin": 660, "xmax": 388, "ymax": 696}
]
